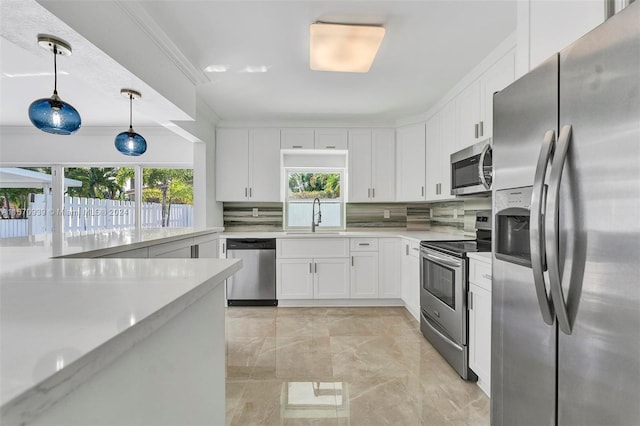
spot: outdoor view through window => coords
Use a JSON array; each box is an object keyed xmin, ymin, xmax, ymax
[
  {"xmin": 286, "ymin": 170, "xmax": 343, "ymax": 229},
  {"xmin": 0, "ymin": 167, "xmax": 193, "ymax": 238}
]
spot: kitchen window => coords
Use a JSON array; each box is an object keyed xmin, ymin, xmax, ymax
[{"xmin": 284, "ymin": 169, "xmax": 344, "ymax": 230}]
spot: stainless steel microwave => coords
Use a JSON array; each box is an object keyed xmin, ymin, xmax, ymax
[{"xmin": 450, "ymin": 139, "xmax": 492, "ymax": 196}]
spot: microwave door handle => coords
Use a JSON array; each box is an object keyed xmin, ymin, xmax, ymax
[
  {"xmin": 478, "ymin": 143, "xmax": 491, "ymax": 190},
  {"xmin": 546, "ymin": 125, "xmax": 573, "ymax": 335},
  {"xmin": 530, "ymin": 130, "xmax": 556, "ymax": 325}
]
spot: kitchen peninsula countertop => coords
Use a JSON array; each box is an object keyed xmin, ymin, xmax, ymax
[{"xmin": 0, "ymin": 227, "xmax": 237, "ymax": 423}]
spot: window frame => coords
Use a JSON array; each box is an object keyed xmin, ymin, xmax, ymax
[{"xmin": 283, "ymin": 167, "xmax": 345, "ymax": 231}]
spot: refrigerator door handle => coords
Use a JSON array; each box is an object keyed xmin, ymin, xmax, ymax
[
  {"xmin": 478, "ymin": 143, "xmax": 492, "ymax": 190},
  {"xmin": 546, "ymin": 124, "xmax": 573, "ymax": 335},
  {"xmin": 530, "ymin": 129, "xmax": 556, "ymax": 325}
]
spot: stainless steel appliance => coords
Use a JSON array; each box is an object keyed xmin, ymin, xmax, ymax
[
  {"xmin": 491, "ymin": 4, "xmax": 640, "ymax": 425},
  {"xmin": 450, "ymin": 139, "xmax": 492, "ymax": 196},
  {"xmin": 419, "ymin": 211, "xmax": 492, "ymax": 380},
  {"xmin": 225, "ymin": 238, "xmax": 277, "ymax": 306}
]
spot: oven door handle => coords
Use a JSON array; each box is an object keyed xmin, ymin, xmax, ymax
[
  {"xmin": 421, "ymin": 250, "xmax": 462, "ymax": 268},
  {"xmin": 421, "ymin": 312, "xmax": 463, "ymax": 352}
]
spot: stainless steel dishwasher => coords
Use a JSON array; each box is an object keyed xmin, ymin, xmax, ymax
[{"xmin": 225, "ymin": 238, "xmax": 277, "ymax": 306}]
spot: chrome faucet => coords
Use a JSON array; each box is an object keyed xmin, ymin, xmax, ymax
[{"xmin": 311, "ymin": 197, "xmax": 322, "ymax": 232}]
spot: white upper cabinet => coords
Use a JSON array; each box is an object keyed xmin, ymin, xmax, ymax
[
  {"xmin": 426, "ymin": 101, "xmax": 456, "ymax": 200},
  {"xmin": 396, "ymin": 123, "xmax": 426, "ymax": 202},
  {"xmin": 281, "ymin": 128, "xmax": 315, "ymax": 149},
  {"xmin": 216, "ymin": 128, "xmax": 280, "ymax": 202},
  {"xmin": 371, "ymin": 129, "xmax": 396, "ymax": 202},
  {"xmin": 215, "ymin": 128, "xmax": 250, "ymax": 202},
  {"xmin": 314, "ymin": 128, "xmax": 348, "ymax": 149},
  {"xmin": 480, "ymin": 49, "xmax": 516, "ymax": 140},
  {"xmin": 248, "ymin": 128, "xmax": 282, "ymax": 201},
  {"xmin": 456, "ymin": 80, "xmax": 482, "ymax": 151},
  {"xmin": 456, "ymin": 49, "xmax": 516, "ymax": 150},
  {"xmin": 348, "ymin": 129, "xmax": 395, "ymax": 202}
]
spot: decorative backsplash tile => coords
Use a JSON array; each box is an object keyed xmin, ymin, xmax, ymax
[
  {"xmin": 223, "ymin": 203, "xmax": 283, "ymax": 231},
  {"xmin": 346, "ymin": 203, "xmax": 407, "ymax": 231},
  {"xmin": 223, "ymin": 198, "xmax": 492, "ymax": 233}
]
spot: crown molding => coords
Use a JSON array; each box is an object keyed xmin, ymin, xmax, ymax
[{"xmin": 115, "ymin": 1, "xmax": 210, "ymax": 86}]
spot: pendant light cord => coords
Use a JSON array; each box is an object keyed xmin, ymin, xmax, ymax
[
  {"xmin": 129, "ymin": 94, "xmax": 134, "ymax": 131},
  {"xmin": 52, "ymin": 44, "xmax": 58, "ymax": 96}
]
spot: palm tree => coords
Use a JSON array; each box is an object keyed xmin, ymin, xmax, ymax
[{"xmin": 66, "ymin": 168, "xmax": 125, "ymax": 200}]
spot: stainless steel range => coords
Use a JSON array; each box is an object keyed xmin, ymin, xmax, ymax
[{"xmin": 419, "ymin": 211, "xmax": 491, "ymax": 380}]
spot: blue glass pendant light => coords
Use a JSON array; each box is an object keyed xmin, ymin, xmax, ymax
[
  {"xmin": 115, "ymin": 89, "xmax": 147, "ymax": 156},
  {"xmin": 28, "ymin": 35, "xmax": 81, "ymax": 135}
]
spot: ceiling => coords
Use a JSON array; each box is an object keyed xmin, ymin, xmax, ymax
[{"xmin": 1, "ymin": 0, "xmax": 517, "ymax": 127}]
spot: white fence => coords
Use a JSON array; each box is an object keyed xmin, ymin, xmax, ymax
[
  {"xmin": 0, "ymin": 195, "xmax": 193, "ymax": 238},
  {"xmin": 0, "ymin": 219, "xmax": 28, "ymax": 238}
]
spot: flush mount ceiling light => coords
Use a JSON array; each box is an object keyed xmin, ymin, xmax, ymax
[
  {"xmin": 114, "ymin": 89, "xmax": 147, "ymax": 156},
  {"xmin": 309, "ymin": 22, "xmax": 385, "ymax": 73},
  {"xmin": 239, "ymin": 65, "xmax": 270, "ymax": 73},
  {"xmin": 28, "ymin": 35, "xmax": 81, "ymax": 135}
]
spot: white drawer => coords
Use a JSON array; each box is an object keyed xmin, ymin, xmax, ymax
[
  {"xmin": 277, "ymin": 238, "xmax": 349, "ymax": 258},
  {"xmin": 469, "ymin": 259, "xmax": 492, "ymax": 292},
  {"xmin": 350, "ymin": 238, "xmax": 378, "ymax": 252}
]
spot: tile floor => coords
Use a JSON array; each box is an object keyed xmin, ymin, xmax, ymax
[{"xmin": 225, "ymin": 307, "xmax": 489, "ymax": 426}]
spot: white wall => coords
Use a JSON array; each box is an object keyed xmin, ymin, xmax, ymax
[
  {"xmin": 175, "ymin": 98, "xmax": 223, "ymax": 229},
  {"xmin": 0, "ymin": 126, "xmax": 193, "ymax": 166}
]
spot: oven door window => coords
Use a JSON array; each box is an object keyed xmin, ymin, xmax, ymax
[
  {"xmin": 452, "ymin": 154, "xmax": 482, "ymax": 189},
  {"xmin": 422, "ymin": 257, "xmax": 456, "ymax": 309}
]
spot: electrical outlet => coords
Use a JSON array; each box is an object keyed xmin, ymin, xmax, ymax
[
  {"xmin": 383, "ymin": 209, "xmax": 390, "ymax": 219},
  {"xmin": 252, "ymin": 208, "xmax": 259, "ymax": 217}
]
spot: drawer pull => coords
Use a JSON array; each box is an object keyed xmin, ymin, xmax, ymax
[
  {"xmin": 482, "ymin": 274, "xmax": 492, "ymax": 280},
  {"xmin": 292, "ymin": 145, "xmax": 303, "ymax": 148},
  {"xmin": 358, "ymin": 243, "xmax": 370, "ymax": 246},
  {"xmin": 412, "ymin": 247, "xmax": 419, "ymax": 251}
]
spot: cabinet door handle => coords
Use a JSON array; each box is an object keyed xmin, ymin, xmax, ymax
[
  {"xmin": 358, "ymin": 243, "xmax": 370, "ymax": 246},
  {"xmin": 249, "ymin": 187, "xmax": 252, "ymax": 197},
  {"xmin": 479, "ymin": 121, "xmax": 484, "ymax": 137},
  {"xmin": 483, "ymin": 274, "xmax": 492, "ymax": 280},
  {"xmin": 244, "ymin": 187, "xmax": 248, "ymax": 197},
  {"xmin": 351, "ymin": 256, "xmax": 354, "ymax": 267},
  {"xmin": 310, "ymin": 262, "xmax": 313, "ymax": 273},
  {"xmin": 325, "ymin": 145, "xmax": 336, "ymax": 149},
  {"xmin": 406, "ymin": 244, "xmax": 409, "ymax": 255},
  {"xmin": 314, "ymin": 262, "xmax": 318, "ymax": 273},
  {"xmin": 292, "ymin": 145, "xmax": 303, "ymax": 149},
  {"xmin": 469, "ymin": 291, "xmax": 474, "ymax": 310},
  {"xmin": 372, "ymin": 188, "xmax": 375, "ymax": 198},
  {"xmin": 475, "ymin": 123, "xmax": 479, "ymax": 139},
  {"xmin": 412, "ymin": 247, "xmax": 419, "ymax": 252},
  {"xmin": 421, "ymin": 186, "xmax": 425, "ymax": 197},
  {"xmin": 368, "ymin": 188, "xmax": 371, "ymax": 198},
  {"xmin": 222, "ymin": 242, "xmax": 225, "ymax": 254}
]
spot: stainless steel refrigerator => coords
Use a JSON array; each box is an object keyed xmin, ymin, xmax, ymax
[{"xmin": 491, "ymin": 3, "xmax": 640, "ymax": 425}]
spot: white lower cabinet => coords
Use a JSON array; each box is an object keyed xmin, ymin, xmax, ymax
[
  {"xmin": 277, "ymin": 258, "xmax": 349, "ymax": 299},
  {"xmin": 277, "ymin": 259, "xmax": 315, "ymax": 299},
  {"xmin": 468, "ymin": 257, "xmax": 492, "ymax": 396},
  {"xmin": 148, "ymin": 238, "xmax": 195, "ymax": 258},
  {"xmin": 194, "ymin": 235, "xmax": 219, "ymax": 258},
  {"xmin": 315, "ymin": 258, "xmax": 350, "ymax": 299},
  {"xmin": 400, "ymin": 239, "xmax": 421, "ymax": 321},
  {"xmin": 350, "ymin": 251, "xmax": 379, "ymax": 298},
  {"xmin": 378, "ymin": 238, "xmax": 401, "ymax": 298}
]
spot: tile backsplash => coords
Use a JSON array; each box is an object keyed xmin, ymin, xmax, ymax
[{"xmin": 223, "ymin": 198, "xmax": 492, "ymax": 234}]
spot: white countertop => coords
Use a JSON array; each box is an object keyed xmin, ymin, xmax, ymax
[
  {"xmin": 467, "ymin": 252, "xmax": 492, "ymax": 262},
  {"xmin": 221, "ymin": 230, "xmax": 470, "ymax": 242},
  {"xmin": 0, "ymin": 227, "xmax": 235, "ymax": 415}
]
